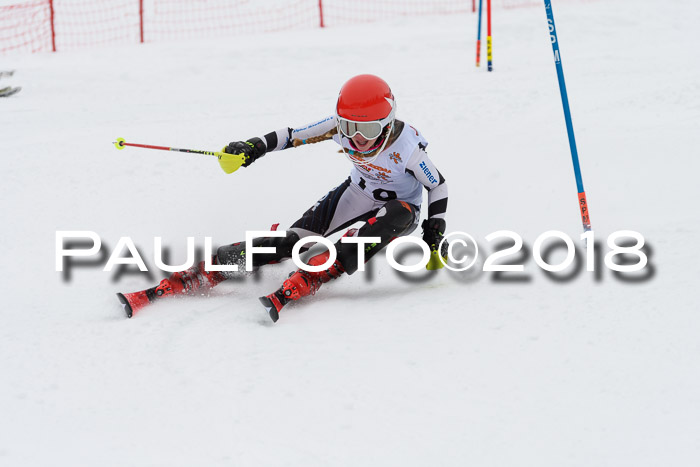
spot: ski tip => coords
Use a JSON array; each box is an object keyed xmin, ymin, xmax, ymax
[
  {"xmin": 116, "ymin": 293, "xmax": 133, "ymax": 318},
  {"xmin": 258, "ymin": 296, "xmax": 279, "ymax": 323},
  {"xmin": 0, "ymin": 86, "xmax": 21, "ymax": 97}
]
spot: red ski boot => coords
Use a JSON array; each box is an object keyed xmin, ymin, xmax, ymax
[
  {"xmin": 117, "ymin": 259, "xmax": 226, "ymax": 318},
  {"xmin": 259, "ymin": 250, "xmax": 345, "ymax": 322}
]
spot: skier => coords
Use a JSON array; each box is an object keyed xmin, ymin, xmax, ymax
[{"xmin": 117, "ymin": 74, "xmax": 449, "ymax": 322}]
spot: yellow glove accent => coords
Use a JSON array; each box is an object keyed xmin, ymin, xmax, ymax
[{"xmin": 217, "ymin": 147, "xmax": 246, "ymax": 174}]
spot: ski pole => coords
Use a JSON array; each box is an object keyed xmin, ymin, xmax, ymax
[
  {"xmin": 113, "ymin": 137, "xmax": 246, "ymax": 174},
  {"xmin": 543, "ymin": 1, "xmax": 592, "ymax": 233},
  {"xmin": 476, "ymin": 0, "xmax": 484, "ymax": 67}
]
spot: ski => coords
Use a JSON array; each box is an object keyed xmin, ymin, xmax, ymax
[
  {"xmin": 0, "ymin": 86, "xmax": 21, "ymax": 97},
  {"xmin": 258, "ymin": 290, "xmax": 289, "ymax": 323},
  {"xmin": 258, "ymin": 228, "xmax": 355, "ymax": 323},
  {"xmin": 116, "ymin": 282, "xmax": 170, "ymax": 318}
]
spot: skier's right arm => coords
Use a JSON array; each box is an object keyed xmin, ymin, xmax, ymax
[{"xmin": 224, "ymin": 116, "xmax": 336, "ymax": 168}]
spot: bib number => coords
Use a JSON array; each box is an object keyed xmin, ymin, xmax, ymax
[{"xmin": 358, "ymin": 176, "xmax": 397, "ymax": 201}]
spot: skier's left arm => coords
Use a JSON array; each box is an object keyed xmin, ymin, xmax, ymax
[{"xmin": 405, "ymin": 145, "xmax": 449, "ymax": 269}]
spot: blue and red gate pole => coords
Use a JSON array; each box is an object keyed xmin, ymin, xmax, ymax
[
  {"xmin": 544, "ymin": 0, "xmax": 591, "ymax": 232},
  {"xmin": 476, "ymin": 0, "xmax": 484, "ymax": 66}
]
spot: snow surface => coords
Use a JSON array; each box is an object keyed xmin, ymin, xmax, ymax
[{"xmin": 1, "ymin": 0, "xmax": 700, "ymax": 465}]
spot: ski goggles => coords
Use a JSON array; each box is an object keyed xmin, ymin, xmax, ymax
[{"xmin": 337, "ymin": 112, "xmax": 395, "ymax": 140}]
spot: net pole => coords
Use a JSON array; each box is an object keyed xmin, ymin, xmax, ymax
[
  {"xmin": 139, "ymin": 0, "xmax": 144, "ymax": 43},
  {"xmin": 49, "ymin": 0, "xmax": 56, "ymax": 52}
]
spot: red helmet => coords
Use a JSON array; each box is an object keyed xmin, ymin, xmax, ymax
[
  {"xmin": 335, "ymin": 75, "xmax": 396, "ymax": 165},
  {"xmin": 336, "ymin": 74, "xmax": 395, "ymax": 122}
]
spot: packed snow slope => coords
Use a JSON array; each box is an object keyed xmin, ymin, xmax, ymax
[{"xmin": 1, "ymin": 0, "xmax": 699, "ymax": 465}]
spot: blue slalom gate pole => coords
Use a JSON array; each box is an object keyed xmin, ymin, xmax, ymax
[
  {"xmin": 476, "ymin": 0, "xmax": 484, "ymax": 67},
  {"xmin": 544, "ymin": 0, "xmax": 591, "ymax": 232}
]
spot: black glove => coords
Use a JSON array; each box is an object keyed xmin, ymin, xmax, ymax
[
  {"xmin": 224, "ymin": 137, "xmax": 266, "ymax": 167},
  {"xmin": 422, "ymin": 218, "xmax": 448, "ymax": 270}
]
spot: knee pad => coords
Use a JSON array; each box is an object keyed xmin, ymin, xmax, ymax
[
  {"xmin": 337, "ymin": 201, "xmax": 418, "ymax": 275},
  {"xmin": 216, "ymin": 242, "xmax": 246, "ymax": 268},
  {"xmin": 371, "ymin": 200, "xmax": 418, "ymax": 236}
]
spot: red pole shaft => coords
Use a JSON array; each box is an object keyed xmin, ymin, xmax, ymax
[
  {"xmin": 139, "ymin": 0, "xmax": 144, "ymax": 43},
  {"xmin": 487, "ymin": 0, "xmax": 491, "ymax": 36},
  {"xmin": 121, "ymin": 142, "xmax": 172, "ymax": 151},
  {"xmin": 49, "ymin": 0, "xmax": 56, "ymax": 52},
  {"xmin": 318, "ymin": 0, "xmax": 324, "ymax": 28},
  {"xmin": 116, "ymin": 140, "xmax": 222, "ymax": 157}
]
